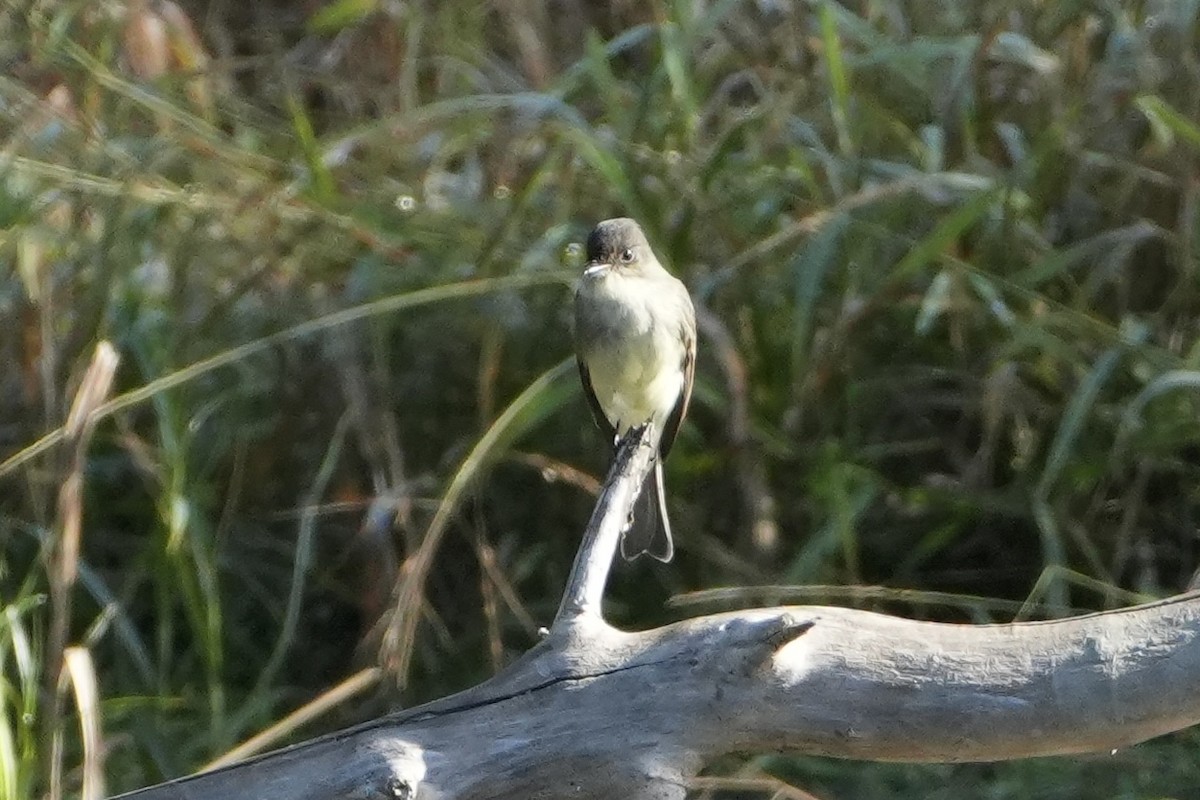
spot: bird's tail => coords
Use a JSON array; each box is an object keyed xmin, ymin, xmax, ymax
[{"xmin": 621, "ymin": 458, "xmax": 674, "ymax": 562}]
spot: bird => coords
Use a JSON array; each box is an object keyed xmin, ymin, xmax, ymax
[{"xmin": 573, "ymin": 218, "xmax": 696, "ymax": 561}]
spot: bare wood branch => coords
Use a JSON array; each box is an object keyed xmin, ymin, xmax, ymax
[
  {"xmin": 117, "ymin": 592, "xmax": 1200, "ymax": 800},
  {"xmin": 555, "ymin": 424, "xmax": 657, "ymax": 625},
  {"xmin": 113, "ymin": 421, "xmax": 1200, "ymax": 799}
]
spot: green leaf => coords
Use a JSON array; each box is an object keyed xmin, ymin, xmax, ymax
[
  {"xmin": 1037, "ymin": 347, "xmax": 1123, "ymax": 497},
  {"xmin": 659, "ymin": 15, "xmax": 697, "ymax": 138},
  {"xmin": 965, "ymin": 271, "xmax": 1015, "ymax": 328},
  {"xmin": 287, "ymin": 94, "xmax": 337, "ymax": 205},
  {"xmin": 820, "ymin": 1, "xmax": 853, "ymax": 156},
  {"xmin": 307, "ymin": 0, "xmax": 379, "ymax": 33},
  {"xmin": 892, "ymin": 188, "xmax": 999, "ymax": 281},
  {"xmin": 989, "ymin": 31, "xmax": 1059, "ymax": 74},
  {"xmin": 915, "ymin": 269, "xmax": 954, "ymax": 336},
  {"xmin": 791, "ymin": 212, "xmax": 848, "ymax": 381},
  {"xmin": 1136, "ymin": 94, "xmax": 1200, "ymax": 153}
]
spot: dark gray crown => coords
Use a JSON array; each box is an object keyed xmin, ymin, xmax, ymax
[{"xmin": 585, "ymin": 218, "xmax": 649, "ymax": 263}]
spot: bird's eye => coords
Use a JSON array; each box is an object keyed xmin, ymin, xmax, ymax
[{"xmin": 619, "ymin": 248, "xmax": 635, "ymax": 263}]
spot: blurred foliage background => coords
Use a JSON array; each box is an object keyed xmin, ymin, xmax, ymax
[{"xmin": 3, "ymin": 0, "xmax": 1200, "ymax": 797}]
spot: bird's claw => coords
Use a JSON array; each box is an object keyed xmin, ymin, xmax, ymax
[{"xmin": 630, "ymin": 422, "xmax": 657, "ymax": 450}]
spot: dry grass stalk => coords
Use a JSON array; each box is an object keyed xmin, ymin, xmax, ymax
[{"xmin": 44, "ymin": 341, "xmax": 119, "ymax": 800}]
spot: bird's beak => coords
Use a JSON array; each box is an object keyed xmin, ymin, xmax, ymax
[{"xmin": 584, "ymin": 262, "xmax": 609, "ymax": 278}]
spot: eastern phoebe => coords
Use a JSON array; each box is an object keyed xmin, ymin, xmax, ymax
[{"xmin": 574, "ymin": 218, "xmax": 696, "ymax": 561}]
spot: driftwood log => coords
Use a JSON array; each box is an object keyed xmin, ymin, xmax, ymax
[{"xmin": 118, "ymin": 426, "xmax": 1200, "ymax": 799}]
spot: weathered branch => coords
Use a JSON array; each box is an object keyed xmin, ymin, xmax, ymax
[
  {"xmin": 115, "ymin": 431, "xmax": 1200, "ymax": 800},
  {"xmin": 555, "ymin": 423, "xmax": 657, "ymax": 625}
]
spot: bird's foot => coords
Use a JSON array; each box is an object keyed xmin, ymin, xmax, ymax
[{"xmin": 629, "ymin": 421, "xmax": 657, "ymax": 451}]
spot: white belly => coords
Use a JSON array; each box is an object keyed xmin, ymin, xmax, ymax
[
  {"xmin": 588, "ymin": 341, "xmax": 684, "ymax": 433},
  {"xmin": 578, "ymin": 273, "xmax": 685, "ymax": 434}
]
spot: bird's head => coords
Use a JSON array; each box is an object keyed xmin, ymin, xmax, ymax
[{"xmin": 583, "ymin": 218, "xmax": 656, "ymax": 278}]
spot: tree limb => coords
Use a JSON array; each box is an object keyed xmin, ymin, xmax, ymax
[
  {"xmin": 555, "ymin": 423, "xmax": 657, "ymax": 625},
  {"xmin": 114, "ymin": 431, "xmax": 1200, "ymax": 799}
]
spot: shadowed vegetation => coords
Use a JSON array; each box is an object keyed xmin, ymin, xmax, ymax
[{"xmin": 3, "ymin": 0, "xmax": 1200, "ymax": 797}]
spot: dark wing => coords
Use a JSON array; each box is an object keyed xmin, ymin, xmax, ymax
[
  {"xmin": 577, "ymin": 357, "xmax": 617, "ymax": 450},
  {"xmin": 659, "ymin": 291, "xmax": 696, "ymax": 460}
]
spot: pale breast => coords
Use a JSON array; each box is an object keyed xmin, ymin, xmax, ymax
[{"xmin": 576, "ymin": 272, "xmax": 686, "ymax": 433}]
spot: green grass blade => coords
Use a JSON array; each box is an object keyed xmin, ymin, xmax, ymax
[
  {"xmin": 380, "ymin": 357, "xmax": 578, "ymax": 681},
  {"xmin": 1037, "ymin": 346, "xmax": 1125, "ymax": 497},
  {"xmin": 891, "ymin": 188, "xmax": 1000, "ymax": 281},
  {"xmin": 820, "ymin": 1, "xmax": 853, "ymax": 156},
  {"xmin": 1033, "ymin": 337, "xmax": 1139, "ymax": 613},
  {"xmin": 307, "ymin": 0, "xmax": 379, "ymax": 33},
  {"xmin": 0, "ymin": 272, "xmax": 569, "ymax": 478},
  {"xmin": 790, "ymin": 212, "xmax": 848, "ymax": 384},
  {"xmin": 287, "ymin": 94, "xmax": 337, "ymax": 205},
  {"xmin": 1136, "ymin": 94, "xmax": 1200, "ymax": 152}
]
